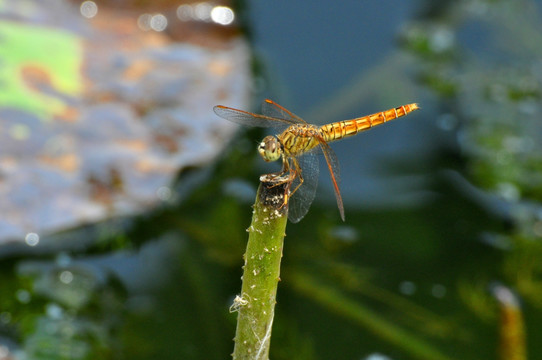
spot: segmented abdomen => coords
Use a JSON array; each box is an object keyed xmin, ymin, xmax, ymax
[{"xmin": 319, "ymin": 103, "xmax": 419, "ymax": 142}]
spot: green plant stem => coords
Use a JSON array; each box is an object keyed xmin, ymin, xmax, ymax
[{"xmin": 232, "ymin": 181, "xmax": 288, "ymax": 360}]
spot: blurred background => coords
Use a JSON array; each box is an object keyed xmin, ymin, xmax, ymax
[{"xmin": 1, "ymin": 0, "xmax": 541, "ymax": 359}]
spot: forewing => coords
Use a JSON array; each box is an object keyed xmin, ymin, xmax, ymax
[
  {"xmin": 213, "ymin": 105, "xmax": 296, "ymax": 128},
  {"xmin": 261, "ymin": 99, "xmax": 307, "ymax": 124},
  {"xmin": 288, "ymin": 150, "xmax": 319, "ymax": 223}
]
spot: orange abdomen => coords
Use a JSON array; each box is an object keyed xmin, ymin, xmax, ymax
[{"xmin": 319, "ymin": 103, "xmax": 419, "ymax": 142}]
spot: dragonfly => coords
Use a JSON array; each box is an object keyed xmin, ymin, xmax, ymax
[{"xmin": 214, "ymin": 99, "xmax": 419, "ymax": 223}]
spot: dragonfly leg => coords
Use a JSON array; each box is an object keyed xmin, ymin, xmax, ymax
[
  {"xmin": 263, "ymin": 155, "xmax": 293, "ymax": 186},
  {"xmin": 287, "ymin": 157, "xmax": 304, "ymax": 202},
  {"xmin": 280, "ymin": 157, "xmax": 303, "ymax": 211},
  {"xmin": 261, "ymin": 157, "xmax": 298, "ymax": 211}
]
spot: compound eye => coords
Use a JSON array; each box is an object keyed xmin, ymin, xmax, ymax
[{"xmin": 258, "ymin": 136, "xmax": 282, "ymax": 162}]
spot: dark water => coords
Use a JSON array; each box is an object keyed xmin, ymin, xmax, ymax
[{"xmin": 3, "ymin": 0, "xmax": 542, "ymax": 359}]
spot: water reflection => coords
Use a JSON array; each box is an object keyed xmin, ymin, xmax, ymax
[
  {"xmin": 364, "ymin": 353, "xmax": 392, "ymax": 360},
  {"xmin": 149, "ymin": 13, "xmax": 168, "ymax": 32},
  {"xmin": 59, "ymin": 270, "xmax": 74, "ymax": 284},
  {"xmin": 15, "ymin": 289, "xmax": 31, "ymax": 304},
  {"xmin": 193, "ymin": 2, "xmax": 212, "ymax": 21},
  {"xmin": 136, "ymin": 13, "xmax": 153, "ymax": 31},
  {"xmin": 24, "ymin": 233, "xmax": 39, "ymax": 247},
  {"xmin": 210, "ymin": 6, "xmax": 235, "ymax": 25},
  {"xmin": 398, "ymin": 281, "xmax": 417, "ymax": 296},
  {"xmin": 177, "ymin": 3, "xmax": 235, "ymax": 25},
  {"xmin": 80, "ymin": 1, "xmax": 98, "ymax": 19},
  {"xmin": 328, "ymin": 225, "xmax": 358, "ymax": 244},
  {"xmin": 156, "ymin": 185, "xmax": 173, "ymax": 201},
  {"xmin": 431, "ymin": 284, "xmax": 447, "ymax": 299},
  {"xmin": 137, "ymin": 13, "xmax": 168, "ymax": 32}
]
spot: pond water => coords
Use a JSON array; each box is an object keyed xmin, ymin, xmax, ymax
[{"xmin": 2, "ymin": 0, "xmax": 542, "ymax": 359}]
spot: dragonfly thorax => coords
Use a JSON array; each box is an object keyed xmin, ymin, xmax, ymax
[{"xmin": 258, "ymin": 135, "xmax": 282, "ymax": 162}]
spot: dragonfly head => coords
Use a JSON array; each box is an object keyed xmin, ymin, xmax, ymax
[{"xmin": 258, "ymin": 135, "xmax": 282, "ymax": 162}]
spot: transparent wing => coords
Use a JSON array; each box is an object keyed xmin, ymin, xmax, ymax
[
  {"xmin": 214, "ymin": 99, "xmax": 302, "ymax": 128},
  {"xmin": 316, "ymin": 134, "xmax": 344, "ymax": 221},
  {"xmin": 261, "ymin": 99, "xmax": 307, "ymax": 124},
  {"xmin": 213, "ymin": 105, "xmax": 290, "ymax": 128},
  {"xmin": 287, "ymin": 150, "xmax": 319, "ymax": 223}
]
